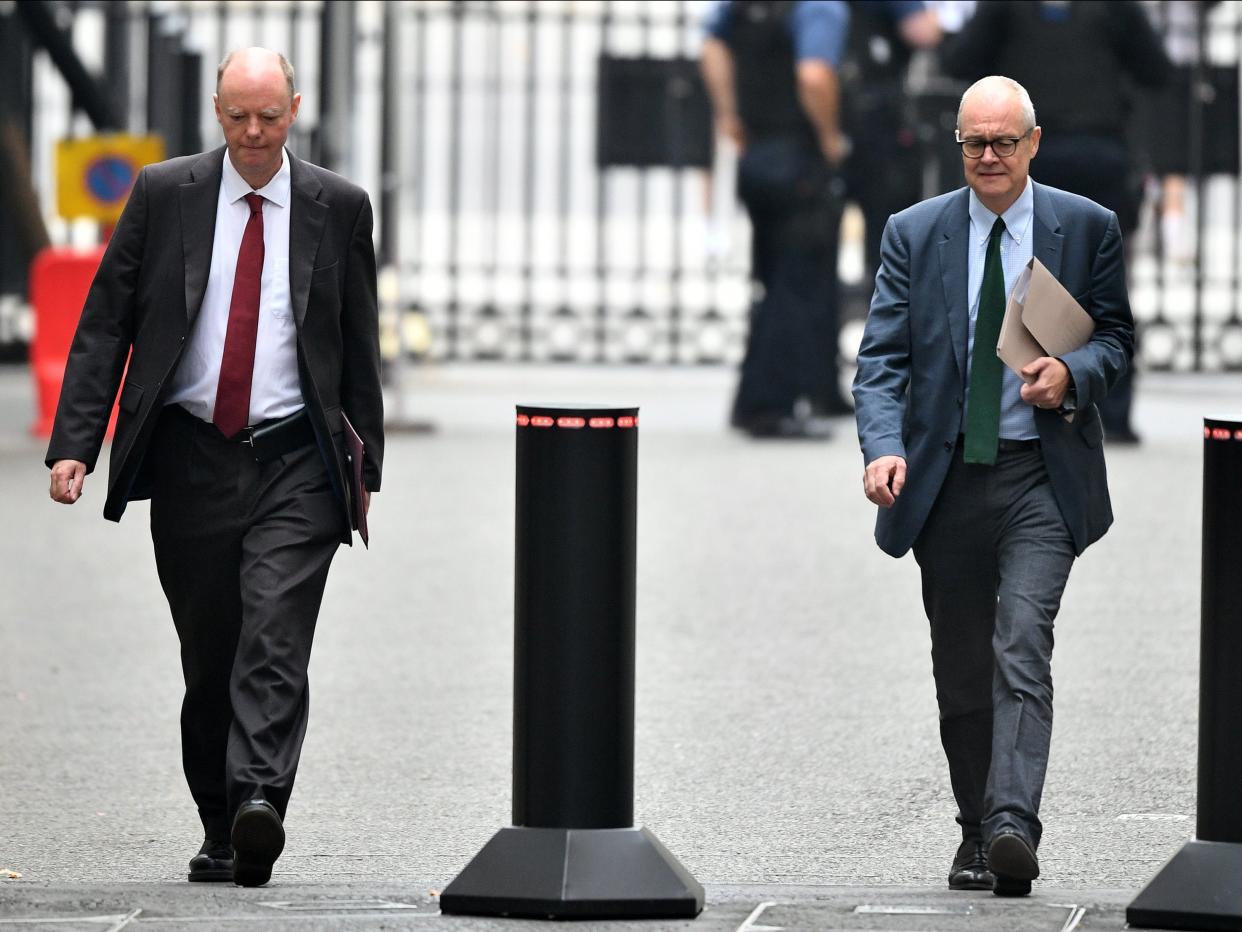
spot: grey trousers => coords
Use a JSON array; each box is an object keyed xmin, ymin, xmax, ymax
[
  {"xmin": 912, "ymin": 443, "xmax": 1076, "ymax": 849},
  {"xmin": 149, "ymin": 406, "xmax": 342, "ymax": 840}
]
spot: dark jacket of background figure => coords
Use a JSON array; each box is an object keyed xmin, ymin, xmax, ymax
[
  {"xmin": 841, "ymin": 0, "xmax": 929, "ymax": 285},
  {"xmin": 940, "ymin": 0, "xmax": 1172, "ymax": 234}
]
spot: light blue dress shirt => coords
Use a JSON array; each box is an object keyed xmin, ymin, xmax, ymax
[{"xmin": 965, "ymin": 180, "xmax": 1038, "ymax": 441}]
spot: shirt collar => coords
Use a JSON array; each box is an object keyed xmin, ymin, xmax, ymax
[
  {"xmin": 968, "ymin": 177, "xmax": 1034, "ymax": 246},
  {"xmin": 222, "ymin": 147, "xmax": 290, "ymax": 209}
]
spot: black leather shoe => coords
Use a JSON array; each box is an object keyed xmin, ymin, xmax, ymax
[
  {"xmin": 732, "ymin": 413, "xmax": 833, "ymax": 440},
  {"xmin": 1107, "ymin": 427, "xmax": 1142, "ymax": 446},
  {"xmin": 231, "ymin": 799, "xmax": 284, "ymax": 887},
  {"xmin": 989, "ymin": 830, "xmax": 1039, "ymax": 897},
  {"xmin": 813, "ymin": 394, "xmax": 855, "ymax": 418},
  {"xmin": 187, "ymin": 837, "xmax": 233, "ymax": 882},
  {"xmin": 948, "ymin": 838, "xmax": 994, "ymax": 891}
]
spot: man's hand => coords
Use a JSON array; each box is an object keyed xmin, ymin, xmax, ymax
[
  {"xmin": 716, "ymin": 113, "xmax": 747, "ymax": 152},
  {"xmin": 819, "ymin": 131, "xmax": 848, "ymax": 168},
  {"xmin": 49, "ymin": 459, "xmax": 87, "ymax": 504},
  {"xmin": 1019, "ymin": 357, "xmax": 1071, "ymax": 410},
  {"xmin": 864, "ymin": 455, "xmax": 907, "ymax": 508}
]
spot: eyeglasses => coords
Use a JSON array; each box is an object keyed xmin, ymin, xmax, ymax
[{"xmin": 955, "ymin": 130, "xmax": 1032, "ymax": 159}]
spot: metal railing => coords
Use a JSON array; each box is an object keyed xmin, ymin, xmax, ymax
[{"xmin": 9, "ymin": 0, "xmax": 1242, "ymax": 371}]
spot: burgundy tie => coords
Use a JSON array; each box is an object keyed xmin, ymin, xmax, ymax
[{"xmin": 214, "ymin": 192, "xmax": 265, "ymax": 438}]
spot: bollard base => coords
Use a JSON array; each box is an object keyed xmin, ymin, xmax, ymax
[
  {"xmin": 439, "ymin": 826, "xmax": 704, "ymax": 919},
  {"xmin": 1127, "ymin": 839, "xmax": 1242, "ymax": 931}
]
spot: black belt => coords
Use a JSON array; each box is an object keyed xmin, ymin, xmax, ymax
[
  {"xmin": 953, "ymin": 437, "xmax": 1043, "ymax": 454},
  {"xmin": 996, "ymin": 437, "xmax": 1040, "ymax": 452},
  {"xmin": 168, "ymin": 405, "xmax": 316, "ymax": 463},
  {"xmin": 957, "ymin": 434, "xmax": 1041, "ymax": 453}
]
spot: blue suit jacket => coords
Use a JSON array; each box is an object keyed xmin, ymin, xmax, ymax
[{"xmin": 852, "ymin": 181, "xmax": 1134, "ymax": 558}]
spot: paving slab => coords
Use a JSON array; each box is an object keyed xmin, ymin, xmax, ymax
[
  {"xmin": 0, "ymin": 882, "xmax": 1193, "ymax": 931},
  {"xmin": 3, "ymin": 362, "xmax": 1241, "ymax": 931}
]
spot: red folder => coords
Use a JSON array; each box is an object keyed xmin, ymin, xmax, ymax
[{"xmin": 341, "ymin": 412, "xmax": 369, "ymax": 548}]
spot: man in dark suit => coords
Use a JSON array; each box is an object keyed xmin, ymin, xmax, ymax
[
  {"xmin": 46, "ymin": 47, "xmax": 383, "ymax": 887},
  {"xmin": 852, "ymin": 76, "xmax": 1133, "ymax": 896}
]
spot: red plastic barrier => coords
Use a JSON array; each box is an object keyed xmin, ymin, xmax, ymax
[{"xmin": 29, "ymin": 245, "xmax": 116, "ymax": 439}]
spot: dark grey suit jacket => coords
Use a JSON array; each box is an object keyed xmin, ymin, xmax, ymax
[
  {"xmin": 852, "ymin": 181, "xmax": 1134, "ymax": 558},
  {"xmin": 46, "ymin": 146, "xmax": 383, "ymax": 546}
]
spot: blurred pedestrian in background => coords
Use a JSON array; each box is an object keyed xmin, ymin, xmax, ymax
[
  {"xmin": 840, "ymin": 0, "xmax": 942, "ymax": 297},
  {"xmin": 941, "ymin": 0, "xmax": 1172, "ymax": 444},
  {"xmin": 701, "ymin": 0, "xmax": 852, "ymax": 438},
  {"xmin": 853, "ymin": 76, "xmax": 1134, "ymax": 897},
  {"xmin": 1148, "ymin": 0, "xmax": 1220, "ymax": 266},
  {"xmin": 46, "ymin": 47, "xmax": 383, "ymax": 887}
]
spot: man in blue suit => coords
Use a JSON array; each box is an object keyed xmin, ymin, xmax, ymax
[{"xmin": 852, "ymin": 76, "xmax": 1133, "ymax": 897}]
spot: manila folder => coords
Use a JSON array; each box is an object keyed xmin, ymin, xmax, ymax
[{"xmin": 996, "ymin": 257, "xmax": 1094, "ymax": 375}]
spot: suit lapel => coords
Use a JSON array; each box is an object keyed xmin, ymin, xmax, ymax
[
  {"xmin": 180, "ymin": 148, "xmax": 225, "ymax": 325},
  {"xmin": 1031, "ymin": 181, "xmax": 1064, "ymax": 279},
  {"xmin": 288, "ymin": 153, "xmax": 328, "ymax": 329},
  {"xmin": 937, "ymin": 189, "xmax": 971, "ymax": 382}
]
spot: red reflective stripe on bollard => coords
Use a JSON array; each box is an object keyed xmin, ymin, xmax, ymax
[
  {"xmin": 557, "ymin": 417, "xmax": 585, "ymax": 428},
  {"xmin": 530, "ymin": 416, "xmax": 554, "ymax": 428},
  {"xmin": 617, "ymin": 416, "xmax": 636, "ymax": 428},
  {"xmin": 1213, "ymin": 428, "xmax": 1231, "ymax": 441},
  {"xmin": 589, "ymin": 417, "xmax": 615, "ymax": 429},
  {"xmin": 517, "ymin": 414, "xmax": 530, "ymax": 426}
]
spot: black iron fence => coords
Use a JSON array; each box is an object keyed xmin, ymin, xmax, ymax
[{"xmin": 6, "ymin": 0, "xmax": 1242, "ymax": 371}]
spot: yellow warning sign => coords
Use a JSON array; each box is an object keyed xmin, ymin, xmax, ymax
[{"xmin": 57, "ymin": 134, "xmax": 165, "ymax": 223}]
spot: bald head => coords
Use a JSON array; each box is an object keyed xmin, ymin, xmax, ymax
[
  {"xmin": 217, "ymin": 48, "xmax": 296, "ymax": 102},
  {"xmin": 957, "ymin": 76, "xmax": 1035, "ymax": 135},
  {"xmin": 214, "ymin": 47, "xmax": 301, "ymax": 189}
]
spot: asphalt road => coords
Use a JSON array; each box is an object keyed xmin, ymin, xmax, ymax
[{"xmin": 3, "ymin": 363, "xmax": 1240, "ymax": 930}]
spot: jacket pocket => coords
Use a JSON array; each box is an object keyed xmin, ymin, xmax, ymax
[
  {"xmin": 118, "ymin": 380, "xmax": 144, "ymax": 414},
  {"xmin": 1080, "ymin": 406, "xmax": 1104, "ymax": 448},
  {"xmin": 323, "ymin": 404, "xmax": 344, "ymax": 435}
]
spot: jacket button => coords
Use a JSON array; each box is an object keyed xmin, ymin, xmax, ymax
[{"xmin": 944, "ymin": 440, "xmax": 953, "ymax": 451}]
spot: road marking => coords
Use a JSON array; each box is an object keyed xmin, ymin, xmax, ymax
[
  {"xmin": 82, "ymin": 915, "xmax": 439, "ymax": 925},
  {"xmin": 1116, "ymin": 813, "xmax": 1189, "ymax": 821},
  {"xmin": 0, "ymin": 916, "xmax": 134, "ymax": 927},
  {"xmin": 1059, "ymin": 905, "xmax": 1087, "ymax": 932},
  {"xmin": 736, "ymin": 900, "xmax": 780, "ymax": 932},
  {"xmin": 260, "ymin": 899, "xmax": 422, "ymax": 911},
  {"xmin": 106, "ymin": 911, "xmax": 141, "ymax": 932},
  {"xmin": 855, "ymin": 904, "xmax": 972, "ymax": 915}
]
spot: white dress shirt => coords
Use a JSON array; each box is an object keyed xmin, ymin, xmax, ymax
[{"xmin": 166, "ymin": 148, "xmax": 303, "ymax": 425}]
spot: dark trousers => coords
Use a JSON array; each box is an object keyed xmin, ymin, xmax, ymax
[
  {"xmin": 732, "ymin": 137, "xmax": 843, "ymax": 420},
  {"xmin": 912, "ymin": 444, "xmax": 1076, "ymax": 848},
  {"xmin": 149, "ymin": 406, "xmax": 341, "ymax": 840}
]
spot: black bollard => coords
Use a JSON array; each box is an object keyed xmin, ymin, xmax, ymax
[
  {"xmin": 1128, "ymin": 416, "xmax": 1242, "ymax": 931},
  {"xmin": 440, "ymin": 404, "xmax": 704, "ymax": 919}
]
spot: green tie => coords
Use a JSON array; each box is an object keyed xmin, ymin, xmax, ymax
[{"xmin": 963, "ymin": 216, "xmax": 1008, "ymax": 465}]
